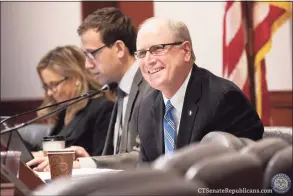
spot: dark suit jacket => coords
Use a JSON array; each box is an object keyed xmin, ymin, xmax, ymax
[
  {"xmin": 138, "ymin": 64, "xmax": 264, "ymax": 162},
  {"xmin": 91, "ymin": 69, "xmax": 152, "ymax": 169},
  {"xmin": 49, "ymin": 96, "xmax": 114, "ymax": 156}
]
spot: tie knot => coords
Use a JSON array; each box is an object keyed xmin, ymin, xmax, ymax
[
  {"xmin": 165, "ymin": 100, "xmax": 174, "ymax": 113},
  {"xmin": 117, "ymin": 87, "xmax": 126, "ymax": 99}
]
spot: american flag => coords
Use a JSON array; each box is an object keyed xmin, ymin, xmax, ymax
[{"xmin": 223, "ymin": 1, "xmax": 292, "ymax": 126}]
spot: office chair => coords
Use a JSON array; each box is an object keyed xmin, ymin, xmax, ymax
[
  {"xmin": 239, "ymin": 137, "xmax": 255, "ymax": 146},
  {"xmin": 240, "ymin": 138, "xmax": 289, "ymax": 171},
  {"xmin": 263, "ymin": 146, "xmax": 292, "ymax": 195},
  {"xmin": 152, "ymin": 142, "xmax": 234, "ymax": 175},
  {"xmin": 185, "ymin": 152, "xmax": 263, "ymax": 194},
  {"xmin": 200, "ymin": 131, "xmax": 245, "ymax": 150}
]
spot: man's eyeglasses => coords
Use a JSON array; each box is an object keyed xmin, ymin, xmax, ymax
[
  {"xmin": 84, "ymin": 44, "xmax": 111, "ymax": 60},
  {"xmin": 43, "ymin": 77, "xmax": 68, "ymax": 92},
  {"xmin": 134, "ymin": 42, "xmax": 183, "ymax": 59}
]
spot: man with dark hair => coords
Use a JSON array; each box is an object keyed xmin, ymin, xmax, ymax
[
  {"xmin": 77, "ymin": 7, "xmax": 138, "ymax": 86},
  {"xmin": 74, "ymin": 7, "xmax": 152, "ymax": 169}
]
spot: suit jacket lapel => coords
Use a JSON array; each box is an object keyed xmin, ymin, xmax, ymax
[
  {"xmin": 119, "ymin": 70, "xmax": 143, "ymax": 152},
  {"xmin": 153, "ymin": 93, "xmax": 164, "ymax": 155},
  {"xmin": 176, "ymin": 65, "xmax": 202, "ymax": 149}
]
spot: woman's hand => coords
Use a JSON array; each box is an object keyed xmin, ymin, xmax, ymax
[{"xmin": 27, "ymin": 146, "xmax": 88, "ymax": 172}]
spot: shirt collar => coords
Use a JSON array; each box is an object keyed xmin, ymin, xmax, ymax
[
  {"xmin": 163, "ymin": 67, "xmax": 192, "ymax": 109},
  {"xmin": 118, "ymin": 61, "xmax": 140, "ymax": 95}
]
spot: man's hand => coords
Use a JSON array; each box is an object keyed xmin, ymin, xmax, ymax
[
  {"xmin": 65, "ymin": 146, "xmax": 90, "ymax": 158},
  {"xmin": 26, "ymin": 157, "xmax": 50, "ymax": 172}
]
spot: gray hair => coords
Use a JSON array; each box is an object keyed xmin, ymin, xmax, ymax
[{"xmin": 139, "ymin": 17, "xmax": 196, "ymax": 63}]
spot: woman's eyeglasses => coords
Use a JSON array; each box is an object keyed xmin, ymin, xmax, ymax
[{"xmin": 43, "ymin": 77, "xmax": 68, "ymax": 92}]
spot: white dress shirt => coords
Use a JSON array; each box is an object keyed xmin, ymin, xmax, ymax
[
  {"xmin": 113, "ymin": 61, "xmax": 140, "ymax": 154},
  {"xmin": 78, "ymin": 61, "xmax": 139, "ymax": 167},
  {"xmin": 162, "ymin": 68, "xmax": 192, "ymax": 135}
]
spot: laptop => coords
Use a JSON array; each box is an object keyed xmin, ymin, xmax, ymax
[{"xmin": 0, "ymin": 116, "xmax": 34, "ymax": 163}]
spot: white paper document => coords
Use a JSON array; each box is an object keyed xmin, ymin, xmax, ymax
[{"xmin": 36, "ymin": 168, "xmax": 122, "ymax": 182}]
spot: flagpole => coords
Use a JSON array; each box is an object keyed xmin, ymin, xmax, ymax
[{"xmin": 244, "ymin": 1, "xmax": 256, "ymax": 110}]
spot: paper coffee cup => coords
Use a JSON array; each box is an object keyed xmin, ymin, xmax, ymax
[{"xmin": 47, "ymin": 150, "xmax": 75, "ymax": 179}]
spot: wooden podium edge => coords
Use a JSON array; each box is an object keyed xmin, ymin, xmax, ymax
[
  {"xmin": 1, "ymin": 164, "xmax": 31, "ymax": 196},
  {"xmin": 19, "ymin": 161, "xmax": 45, "ymax": 190}
]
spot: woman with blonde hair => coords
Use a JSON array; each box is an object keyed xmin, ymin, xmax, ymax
[{"xmin": 32, "ymin": 45, "xmax": 114, "ymax": 156}]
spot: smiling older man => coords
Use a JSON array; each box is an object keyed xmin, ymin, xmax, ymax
[{"xmin": 134, "ymin": 17, "xmax": 264, "ymax": 163}]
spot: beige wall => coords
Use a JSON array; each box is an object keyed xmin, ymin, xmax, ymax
[{"xmin": 1, "ymin": 2, "xmax": 82, "ymax": 100}]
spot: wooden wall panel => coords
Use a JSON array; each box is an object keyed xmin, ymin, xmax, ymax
[
  {"xmin": 81, "ymin": 2, "xmax": 117, "ymax": 20},
  {"xmin": 81, "ymin": 1, "xmax": 154, "ymax": 28},
  {"xmin": 0, "ymin": 100, "xmax": 42, "ymax": 124},
  {"xmin": 269, "ymin": 91, "xmax": 292, "ymax": 126},
  {"xmin": 117, "ymin": 1, "xmax": 154, "ymax": 28}
]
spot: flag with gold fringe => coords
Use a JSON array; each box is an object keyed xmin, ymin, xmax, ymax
[{"xmin": 223, "ymin": 1, "xmax": 292, "ymax": 125}]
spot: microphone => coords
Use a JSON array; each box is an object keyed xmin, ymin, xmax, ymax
[
  {"xmin": 0, "ymin": 82, "xmax": 118, "ymax": 127},
  {"xmin": 100, "ymin": 82, "xmax": 118, "ymax": 91},
  {"xmin": 0, "ymin": 82, "xmax": 118, "ymax": 135}
]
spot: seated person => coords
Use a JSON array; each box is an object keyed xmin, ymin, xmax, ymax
[
  {"xmin": 134, "ymin": 17, "xmax": 264, "ymax": 163},
  {"xmin": 26, "ymin": 45, "xmax": 114, "ymax": 166}
]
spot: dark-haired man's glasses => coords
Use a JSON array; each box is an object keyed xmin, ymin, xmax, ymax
[
  {"xmin": 43, "ymin": 77, "xmax": 68, "ymax": 92},
  {"xmin": 134, "ymin": 42, "xmax": 183, "ymax": 59},
  {"xmin": 84, "ymin": 44, "xmax": 109, "ymax": 60}
]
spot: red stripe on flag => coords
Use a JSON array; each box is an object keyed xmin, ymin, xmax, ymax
[
  {"xmin": 253, "ymin": 6, "xmax": 286, "ymax": 53},
  {"xmin": 224, "ymin": 26, "xmax": 246, "ymax": 77},
  {"xmin": 223, "ymin": 1, "xmax": 250, "ymax": 99}
]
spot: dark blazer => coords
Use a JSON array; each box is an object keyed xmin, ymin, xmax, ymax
[
  {"xmin": 91, "ymin": 69, "xmax": 152, "ymax": 169},
  {"xmin": 138, "ymin": 64, "xmax": 264, "ymax": 162},
  {"xmin": 49, "ymin": 96, "xmax": 114, "ymax": 156}
]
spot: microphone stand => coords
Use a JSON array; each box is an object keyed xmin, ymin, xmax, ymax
[
  {"xmin": 0, "ymin": 90, "xmax": 97, "ymax": 125},
  {"xmin": 0, "ymin": 82, "xmax": 117, "ymax": 126},
  {"xmin": 0, "ymin": 89, "xmax": 101, "ymax": 135}
]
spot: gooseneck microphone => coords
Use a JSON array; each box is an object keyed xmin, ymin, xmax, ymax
[
  {"xmin": 0, "ymin": 82, "xmax": 118, "ymax": 135},
  {"xmin": 0, "ymin": 82, "xmax": 118, "ymax": 126},
  {"xmin": 100, "ymin": 82, "xmax": 118, "ymax": 91}
]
